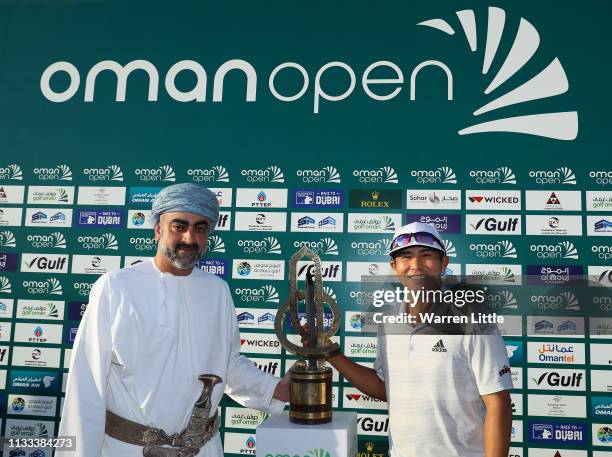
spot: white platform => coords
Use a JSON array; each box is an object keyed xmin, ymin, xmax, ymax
[{"xmin": 256, "ymin": 411, "xmax": 357, "ymax": 457}]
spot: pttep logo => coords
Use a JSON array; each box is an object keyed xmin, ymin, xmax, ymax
[{"xmin": 419, "ymin": 7, "xmax": 578, "ymax": 140}]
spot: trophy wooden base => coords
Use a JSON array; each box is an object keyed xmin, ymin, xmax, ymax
[{"xmin": 289, "ymin": 365, "xmax": 333, "ymax": 424}]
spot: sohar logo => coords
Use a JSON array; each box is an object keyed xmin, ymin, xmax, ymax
[
  {"xmin": 207, "ymin": 235, "xmax": 225, "ymax": 253},
  {"xmin": 469, "ymin": 166, "xmax": 516, "ymax": 185},
  {"xmin": 83, "ymin": 165, "xmax": 124, "ymax": 182},
  {"xmin": 470, "ymin": 240, "xmax": 517, "ymax": 258},
  {"xmin": 33, "ymin": 164, "xmax": 72, "ymax": 181},
  {"xmin": 419, "ymin": 7, "xmax": 578, "ymax": 140},
  {"xmin": 187, "ymin": 165, "xmax": 229, "ymax": 183},
  {"xmin": 293, "ymin": 238, "xmax": 338, "ymax": 256},
  {"xmin": 0, "ymin": 164, "xmax": 23, "ymax": 180},
  {"xmin": 23, "ymin": 278, "xmax": 62, "ymax": 295},
  {"xmin": 27, "ymin": 232, "xmax": 67, "ymax": 249},
  {"xmin": 531, "ymin": 241, "xmax": 578, "ymax": 260},
  {"xmin": 529, "ymin": 167, "xmax": 577, "ymax": 185},
  {"xmin": 589, "ymin": 170, "xmax": 612, "ymax": 186},
  {"xmin": 78, "ymin": 233, "xmax": 119, "ymax": 250},
  {"xmin": 134, "ymin": 165, "xmax": 175, "ymax": 182},
  {"xmin": 241, "ymin": 165, "xmax": 284, "ymax": 183},
  {"xmin": 237, "ymin": 237, "xmax": 281, "ymax": 255},
  {"xmin": 411, "ymin": 166, "xmax": 456, "ymax": 184},
  {"xmin": 353, "ymin": 167, "xmax": 398, "ymax": 184},
  {"xmin": 0, "ymin": 276, "xmax": 11, "ymax": 294},
  {"xmin": 297, "ymin": 166, "xmax": 341, "ymax": 184},
  {"xmin": 0, "ymin": 231, "xmax": 16, "ymax": 248},
  {"xmin": 235, "ymin": 285, "xmax": 279, "ymax": 303}
]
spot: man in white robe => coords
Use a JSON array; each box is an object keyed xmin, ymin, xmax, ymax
[{"xmin": 57, "ymin": 183, "xmax": 289, "ymax": 457}]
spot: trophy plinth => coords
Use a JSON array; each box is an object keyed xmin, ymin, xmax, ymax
[{"xmin": 275, "ymin": 247, "xmax": 340, "ymax": 425}]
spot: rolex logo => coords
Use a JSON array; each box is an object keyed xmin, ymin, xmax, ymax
[{"xmin": 371, "ymin": 191, "xmax": 380, "ymax": 200}]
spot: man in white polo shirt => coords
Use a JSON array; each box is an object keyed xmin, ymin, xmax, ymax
[{"xmin": 311, "ymin": 222, "xmax": 513, "ymax": 457}]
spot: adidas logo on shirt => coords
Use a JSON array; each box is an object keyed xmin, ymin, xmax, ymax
[{"xmin": 432, "ymin": 339, "xmax": 447, "ymax": 352}]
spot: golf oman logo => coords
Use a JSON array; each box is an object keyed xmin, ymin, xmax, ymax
[
  {"xmin": 442, "ymin": 239, "xmax": 456, "ymax": 257},
  {"xmin": 353, "ymin": 166, "xmax": 398, "ymax": 184},
  {"xmin": 187, "ymin": 165, "xmax": 230, "ymax": 183},
  {"xmin": 0, "ymin": 276, "xmax": 11, "ymax": 294},
  {"xmin": 241, "ymin": 165, "xmax": 284, "ymax": 183},
  {"xmin": 207, "ymin": 235, "xmax": 226, "ymax": 253},
  {"xmin": 0, "ymin": 231, "xmax": 16, "ymax": 248},
  {"xmin": 296, "ymin": 166, "xmax": 341, "ymax": 184},
  {"xmin": 0, "ymin": 164, "xmax": 23, "ymax": 180},
  {"xmin": 411, "ymin": 166, "xmax": 456, "ymax": 184},
  {"xmin": 419, "ymin": 6, "xmax": 578, "ymax": 140},
  {"xmin": 469, "ymin": 166, "xmax": 516, "ymax": 184}
]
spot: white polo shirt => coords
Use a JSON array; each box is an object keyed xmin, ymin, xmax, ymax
[{"xmin": 373, "ymin": 310, "xmax": 513, "ymax": 457}]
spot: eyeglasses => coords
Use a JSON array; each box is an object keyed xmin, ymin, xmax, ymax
[{"xmin": 390, "ymin": 232, "xmax": 443, "ymax": 252}]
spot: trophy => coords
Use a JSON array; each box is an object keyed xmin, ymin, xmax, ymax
[{"xmin": 275, "ymin": 246, "xmax": 340, "ymax": 424}]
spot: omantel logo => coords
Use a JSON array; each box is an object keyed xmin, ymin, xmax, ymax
[
  {"xmin": 0, "ymin": 231, "xmax": 16, "ymax": 248},
  {"xmin": 33, "ymin": 164, "xmax": 72, "ymax": 181},
  {"xmin": 297, "ymin": 166, "xmax": 341, "ymax": 184},
  {"xmin": 419, "ymin": 7, "xmax": 578, "ymax": 140},
  {"xmin": 134, "ymin": 165, "xmax": 175, "ymax": 182},
  {"xmin": 187, "ymin": 165, "xmax": 229, "ymax": 183},
  {"xmin": 83, "ymin": 164, "xmax": 124, "ymax": 181},
  {"xmin": 411, "ymin": 166, "xmax": 456, "ymax": 184}
]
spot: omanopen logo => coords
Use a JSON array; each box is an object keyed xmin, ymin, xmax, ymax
[
  {"xmin": 470, "ymin": 240, "xmax": 517, "ymax": 258},
  {"xmin": 469, "ymin": 166, "xmax": 516, "ymax": 184},
  {"xmin": 529, "ymin": 167, "xmax": 576, "ymax": 185},
  {"xmin": 241, "ymin": 165, "xmax": 284, "ymax": 183},
  {"xmin": 34, "ymin": 164, "xmax": 72, "ymax": 181},
  {"xmin": 419, "ymin": 6, "xmax": 578, "ymax": 140},
  {"xmin": 134, "ymin": 165, "xmax": 175, "ymax": 182},
  {"xmin": 83, "ymin": 164, "xmax": 124, "ymax": 181},
  {"xmin": 353, "ymin": 167, "xmax": 398, "ymax": 184},
  {"xmin": 0, "ymin": 231, "xmax": 16, "ymax": 248},
  {"xmin": 411, "ymin": 166, "xmax": 456, "ymax": 184},
  {"xmin": 488, "ymin": 290, "xmax": 518, "ymax": 309},
  {"xmin": 442, "ymin": 239, "xmax": 456, "ymax": 257},
  {"xmin": 187, "ymin": 165, "xmax": 229, "ymax": 183},
  {"xmin": 530, "ymin": 241, "xmax": 578, "ymax": 260},
  {"xmin": 0, "ymin": 164, "xmax": 23, "ymax": 180},
  {"xmin": 294, "ymin": 238, "xmax": 339, "ymax": 256},
  {"xmin": 297, "ymin": 166, "xmax": 341, "ymax": 184},
  {"xmin": 207, "ymin": 235, "xmax": 226, "ymax": 253},
  {"xmin": 0, "ymin": 276, "xmax": 11, "ymax": 294}
]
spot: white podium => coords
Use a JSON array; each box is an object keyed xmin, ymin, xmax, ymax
[{"xmin": 256, "ymin": 411, "xmax": 358, "ymax": 457}]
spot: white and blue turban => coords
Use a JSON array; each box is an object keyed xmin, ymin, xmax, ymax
[{"xmin": 151, "ymin": 183, "xmax": 219, "ymax": 231}]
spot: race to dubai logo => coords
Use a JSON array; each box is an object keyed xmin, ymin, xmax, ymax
[
  {"xmin": 187, "ymin": 165, "xmax": 229, "ymax": 183},
  {"xmin": 419, "ymin": 6, "xmax": 578, "ymax": 140},
  {"xmin": 0, "ymin": 164, "xmax": 23, "ymax": 180},
  {"xmin": 297, "ymin": 166, "xmax": 341, "ymax": 184}
]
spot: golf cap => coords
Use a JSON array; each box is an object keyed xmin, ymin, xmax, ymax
[{"xmin": 388, "ymin": 222, "xmax": 446, "ymax": 256}]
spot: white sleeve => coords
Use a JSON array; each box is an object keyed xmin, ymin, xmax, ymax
[
  {"xmin": 467, "ymin": 329, "xmax": 513, "ymax": 396},
  {"xmin": 223, "ymin": 284, "xmax": 285, "ymax": 415},
  {"xmin": 372, "ymin": 328, "xmax": 386, "ymax": 381},
  {"xmin": 56, "ymin": 275, "xmax": 113, "ymax": 457}
]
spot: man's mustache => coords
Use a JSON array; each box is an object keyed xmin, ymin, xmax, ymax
[{"xmin": 175, "ymin": 243, "xmax": 199, "ymax": 251}]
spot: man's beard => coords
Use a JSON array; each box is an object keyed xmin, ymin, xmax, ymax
[{"xmin": 162, "ymin": 242, "xmax": 203, "ymax": 269}]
